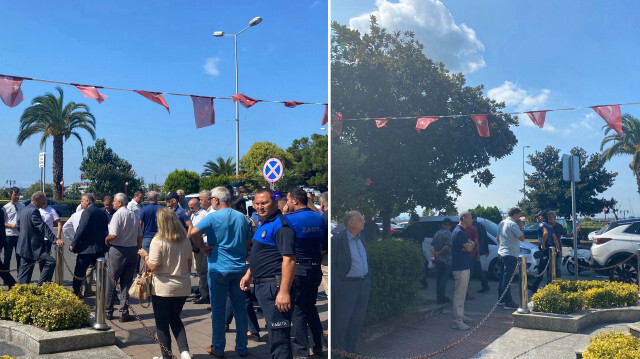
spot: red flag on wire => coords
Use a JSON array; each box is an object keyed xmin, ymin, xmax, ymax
[
  {"xmin": 191, "ymin": 96, "xmax": 215, "ymax": 129},
  {"xmin": 375, "ymin": 118, "xmax": 389, "ymax": 128},
  {"xmin": 470, "ymin": 114, "xmax": 490, "ymax": 137},
  {"xmin": 331, "ymin": 113, "xmax": 343, "ymax": 136},
  {"xmin": 321, "ymin": 105, "xmax": 328, "ymax": 126},
  {"xmin": 525, "ymin": 110, "xmax": 548, "ymax": 128},
  {"xmin": 75, "ymin": 85, "xmax": 108, "ymax": 104},
  {"xmin": 0, "ymin": 75, "xmax": 25, "ymax": 108},
  {"xmin": 415, "ymin": 117, "xmax": 439, "ymax": 133},
  {"xmin": 284, "ymin": 101, "xmax": 304, "ymax": 108},
  {"xmin": 135, "ymin": 90, "xmax": 170, "ymax": 113},
  {"xmin": 592, "ymin": 105, "xmax": 623, "ymax": 136},
  {"xmin": 233, "ymin": 93, "xmax": 260, "ymax": 108}
]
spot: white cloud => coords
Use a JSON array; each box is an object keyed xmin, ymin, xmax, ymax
[
  {"xmin": 348, "ymin": 0, "xmax": 485, "ymax": 73},
  {"xmin": 487, "ymin": 81, "xmax": 550, "ymax": 112},
  {"xmin": 203, "ymin": 57, "xmax": 221, "ymax": 77},
  {"xmin": 562, "ymin": 112, "xmax": 598, "ymax": 136}
]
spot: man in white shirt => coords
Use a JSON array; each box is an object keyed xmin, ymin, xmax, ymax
[
  {"xmin": 127, "ymin": 191, "xmax": 144, "ymax": 219},
  {"xmin": 3, "ymin": 187, "xmax": 24, "ymax": 270},
  {"xmin": 39, "ymin": 204, "xmax": 62, "ymax": 241},
  {"xmin": 189, "ymin": 198, "xmax": 209, "ymax": 304},
  {"xmin": 62, "ymin": 206, "xmax": 84, "ymax": 241},
  {"xmin": 199, "ymin": 189, "xmax": 215, "ymax": 214}
]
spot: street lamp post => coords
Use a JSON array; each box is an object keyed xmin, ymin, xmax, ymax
[
  {"xmin": 60, "ymin": 180, "xmax": 64, "ymax": 201},
  {"xmin": 522, "ymin": 145, "xmax": 530, "ymax": 203},
  {"xmin": 125, "ymin": 182, "xmax": 129, "ymax": 196},
  {"xmin": 214, "ymin": 16, "xmax": 262, "ymax": 177}
]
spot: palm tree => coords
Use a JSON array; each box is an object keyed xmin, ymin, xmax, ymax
[
  {"xmin": 600, "ymin": 114, "xmax": 640, "ymax": 196},
  {"xmin": 202, "ymin": 157, "xmax": 235, "ymax": 177},
  {"xmin": 17, "ymin": 87, "xmax": 96, "ymax": 200}
]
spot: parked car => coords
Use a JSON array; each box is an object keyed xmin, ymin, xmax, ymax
[
  {"xmin": 20, "ymin": 199, "xmax": 72, "ymax": 218},
  {"xmin": 416, "ymin": 216, "xmax": 541, "ymax": 279},
  {"xmin": 589, "ymin": 218, "xmax": 640, "ymax": 283}
]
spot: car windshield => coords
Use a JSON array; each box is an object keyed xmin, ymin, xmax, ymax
[
  {"xmin": 480, "ymin": 218, "xmax": 498, "ymax": 238},
  {"xmin": 524, "ymin": 223, "xmax": 538, "ymax": 230}
]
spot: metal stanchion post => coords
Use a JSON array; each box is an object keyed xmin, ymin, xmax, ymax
[
  {"xmin": 55, "ymin": 245, "xmax": 63, "ymax": 285},
  {"xmin": 550, "ymin": 247, "xmax": 557, "ymax": 282},
  {"xmin": 517, "ymin": 256, "xmax": 530, "ymax": 314},
  {"xmin": 636, "ymin": 249, "xmax": 640, "ymax": 293},
  {"xmin": 93, "ymin": 258, "xmax": 110, "ymax": 331}
]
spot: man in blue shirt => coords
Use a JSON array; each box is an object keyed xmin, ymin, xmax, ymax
[
  {"xmin": 139, "ymin": 191, "xmax": 162, "ymax": 253},
  {"xmin": 190, "ymin": 187, "xmax": 250, "ymax": 358},
  {"xmin": 451, "ymin": 211, "xmax": 475, "ymax": 330},
  {"xmin": 529, "ymin": 211, "xmax": 561, "ymax": 293}
]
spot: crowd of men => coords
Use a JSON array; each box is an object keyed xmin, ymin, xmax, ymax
[{"xmin": 1, "ymin": 186, "xmax": 329, "ymax": 359}]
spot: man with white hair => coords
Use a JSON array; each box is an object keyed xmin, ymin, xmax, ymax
[
  {"xmin": 104, "ymin": 193, "xmax": 142, "ymax": 322},
  {"xmin": 199, "ymin": 189, "xmax": 215, "ymax": 214},
  {"xmin": 188, "ymin": 197, "xmax": 209, "ymax": 304}
]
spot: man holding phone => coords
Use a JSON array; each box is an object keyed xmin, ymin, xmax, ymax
[{"xmin": 451, "ymin": 211, "xmax": 475, "ymax": 330}]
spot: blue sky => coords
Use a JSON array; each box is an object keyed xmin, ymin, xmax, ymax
[
  {"xmin": 333, "ymin": 0, "xmax": 640, "ymax": 217},
  {"xmin": 0, "ymin": 1, "xmax": 328, "ymax": 191}
]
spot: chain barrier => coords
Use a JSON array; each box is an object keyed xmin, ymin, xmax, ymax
[
  {"xmin": 528, "ymin": 256, "xmax": 550, "ymax": 279},
  {"xmin": 0, "ymin": 245, "xmax": 55, "ymax": 273},
  {"xmin": 574, "ymin": 252, "xmax": 637, "ymax": 271},
  {"xmin": 332, "ymin": 264, "xmax": 521, "ymax": 359},
  {"xmin": 59, "ymin": 250, "xmax": 90, "ymax": 281}
]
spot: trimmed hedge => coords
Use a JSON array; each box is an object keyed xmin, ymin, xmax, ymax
[
  {"xmin": 582, "ymin": 330, "xmax": 640, "ymax": 359},
  {"xmin": 365, "ymin": 237, "xmax": 426, "ymax": 324},
  {"xmin": 0, "ymin": 283, "xmax": 90, "ymax": 331},
  {"xmin": 531, "ymin": 279, "xmax": 638, "ymax": 314}
]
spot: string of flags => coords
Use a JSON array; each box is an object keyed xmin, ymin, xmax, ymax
[
  {"xmin": 333, "ymin": 102, "xmax": 636, "ymax": 138},
  {"xmin": 0, "ymin": 74, "xmax": 328, "ymax": 129}
]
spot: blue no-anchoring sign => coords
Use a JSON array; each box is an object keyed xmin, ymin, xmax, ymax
[{"xmin": 263, "ymin": 158, "xmax": 284, "ymax": 183}]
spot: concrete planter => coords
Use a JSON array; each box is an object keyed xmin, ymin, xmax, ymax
[
  {"xmin": 0, "ymin": 319, "xmax": 115, "ymax": 354},
  {"xmin": 513, "ymin": 306, "xmax": 640, "ymax": 333}
]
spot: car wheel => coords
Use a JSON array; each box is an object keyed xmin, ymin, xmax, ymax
[
  {"xmin": 488, "ymin": 258, "xmax": 501, "ymax": 280},
  {"xmin": 566, "ymin": 261, "xmax": 576, "ymax": 276},
  {"xmin": 610, "ymin": 261, "xmax": 638, "ymax": 284}
]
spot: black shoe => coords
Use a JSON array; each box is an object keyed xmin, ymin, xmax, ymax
[
  {"xmin": 119, "ymin": 313, "xmax": 135, "ymax": 323},
  {"xmin": 478, "ymin": 287, "xmax": 490, "ymax": 293},
  {"xmin": 106, "ymin": 312, "xmax": 114, "ymax": 321},
  {"xmin": 194, "ymin": 296, "xmax": 210, "ymax": 304},
  {"xmin": 247, "ymin": 332, "xmax": 260, "ymax": 342}
]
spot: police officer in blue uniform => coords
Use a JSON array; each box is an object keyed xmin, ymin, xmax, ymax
[
  {"xmin": 241, "ymin": 188, "xmax": 296, "ymax": 359},
  {"xmin": 286, "ymin": 188, "xmax": 326, "ymax": 358}
]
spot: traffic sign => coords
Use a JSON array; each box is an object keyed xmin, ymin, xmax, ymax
[
  {"xmin": 263, "ymin": 158, "xmax": 284, "ymax": 183},
  {"xmin": 38, "ymin": 152, "xmax": 45, "ymax": 168}
]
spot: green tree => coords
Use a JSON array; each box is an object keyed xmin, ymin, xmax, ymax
[
  {"xmin": 600, "ymin": 114, "xmax": 640, "ymax": 196},
  {"xmin": 468, "ymin": 204, "xmax": 502, "ymax": 224},
  {"xmin": 201, "ymin": 157, "xmax": 235, "ymax": 177},
  {"xmin": 331, "ymin": 18, "xmax": 518, "ymax": 236},
  {"xmin": 24, "ymin": 181, "xmax": 54, "ymax": 199},
  {"xmin": 17, "ymin": 87, "xmax": 96, "ymax": 200},
  {"xmin": 240, "ymin": 142, "xmax": 295, "ymax": 192},
  {"xmin": 64, "ymin": 183, "xmax": 83, "ymax": 200},
  {"xmin": 79, "ymin": 139, "xmax": 140, "ymax": 198},
  {"xmin": 200, "ymin": 174, "xmax": 232, "ymax": 191},
  {"xmin": 286, "ymin": 134, "xmax": 328, "ymax": 191},
  {"xmin": 164, "ymin": 169, "xmax": 200, "ymax": 194},
  {"xmin": 521, "ymin": 146, "xmax": 617, "ymax": 218}
]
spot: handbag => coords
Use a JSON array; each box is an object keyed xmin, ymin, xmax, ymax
[{"xmin": 129, "ymin": 263, "xmax": 153, "ymax": 308}]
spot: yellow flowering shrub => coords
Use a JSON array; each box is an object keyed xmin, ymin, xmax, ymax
[
  {"xmin": 0, "ymin": 283, "xmax": 90, "ymax": 331},
  {"xmin": 532, "ymin": 279, "xmax": 637, "ymax": 314},
  {"xmin": 583, "ymin": 330, "xmax": 640, "ymax": 359}
]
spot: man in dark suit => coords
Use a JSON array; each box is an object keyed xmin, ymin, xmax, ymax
[
  {"xmin": 70, "ymin": 193, "xmax": 108, "ymax": 296},
  {"xmin": 0, "ymin": 213, "xmax": 17, "ymax": 288},
  {"xmin": 16, "ymin": 191, "xmax": 63, "ymax": 285},
  {"xmin": 331, "ymin": 211, "xmax": 371, "ymax": 357}
]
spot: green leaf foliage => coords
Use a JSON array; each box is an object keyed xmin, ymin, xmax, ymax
[
  {"xmin": 600, "ymin": 114, "xmax": 640, "ymax": 197},
  {"xmin": 202, "ymin": 157, "xmax": 235, "ymax": 177},
  {"xmin": 79, "ymin": 139, "xmax": 140, "ymax": 198},
  {"xmin": 531, "ymin": 279, "xmax": 637, "ymax": 314},
  {"xmin": 286, "ymin": 134, "xmax": 328, "ymax": 191},
  {"xmin": 0, "ymin": 283, "xmax": 90, "ymax": 331},
  {"xmin": 240, "ymin": 142, "xmax": 296, "ymax": 192},
  {"xmin": 365, "ymin": 238, "xmax": 426, "ymax": 324},
  {"xmin": 583, "ymin": 330, "xmax": 640, "ymax": 359},
  {"xmin": 521, "ymin": 146, "xmax": 617, "ymax": 217},
  {"xmin": 164, "ymin": 169, "xmax": 200, "ymax": 194},
  {"xmin": 331, "ymin": 18, "xmax": 518, "ymax": 235},
  {"xmin": 468, "ymin": 204, "xmax": 502, "ymax": 224},
  {"xmin": 200, "ymin": 174, "xmax": 232, "ymax": 192},
  {"xmin": 24, "ymin": 181, "xmax": 54, "ymax": 199}
]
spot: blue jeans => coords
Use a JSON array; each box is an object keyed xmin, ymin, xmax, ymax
[
  {"xmin": 498, "ymin": 255, "xmax": 517, "ymax": 304},
  {"xmin": 142, "ymin": 236, "xmax": 154, "ymax": 253},
  {"xmin": 209, "ymin": 270, "xmax": 247, "ymax": 355}
]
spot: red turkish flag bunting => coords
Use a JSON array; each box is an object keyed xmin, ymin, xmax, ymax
[
  {"xmin": 75, "ymin": 85, "xmax": 108, "ymax": 104},
  {"xmin": 526, "ymin": 111, "xmax": 548, "ymax": 128},
  {"xmin": 0, "ymin": 75, "xmax": 25, "ymax": 108},
  {"xmin": 284, "ymin": 101, "xmax": 304, "ymax": 108},
  {"xmin": 321, "ymin": 105, "xmax": 328, "ymax": 126},
  {"xmin": 331, "ymin": 112, "xmax": 343, "ymax": 136},
  {"xmin": 415, "ymin": 117, "xmax": 439, "ymax": 133},
  {"xmin": 191, "ymin": 96, "xmax": 215, "ymax": 129},
  {"xmin": 470, "ymin": 114, "xmax": 490, "ymax": 137},
  {"xmin": 375, "ymin": 118, "xmax": 389, "ymax": 128},
  {"xmin": 134, "ymin": 90, "xmax": 170, "ymax": 113},
  {"xmin": 233, "ymin": 93, "xmax": 260, "ymax": 108},
  {"xmin": 592, "ymin": 105, "xmax": 623, "ymax": 136}
]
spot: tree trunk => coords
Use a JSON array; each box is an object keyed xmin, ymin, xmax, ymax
[
  {"xmin": 636, "ymin": 170, "xmax": 640, "ymax": 198},
  {"xmin": 53, "ymin": 135, "xmax": 63, "ymax": 200},
  {"xmin": 380, "ymin": 204, "xmax": 392, "ymax": 239}
]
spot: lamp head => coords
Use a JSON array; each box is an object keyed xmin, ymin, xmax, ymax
[
  {"xmin": 213, "ymin": 31, "xmax": 224, "ymax": 37},
  {"xmin": 249, "ymin": 17, "xmax": 262, "ymax": 27}
]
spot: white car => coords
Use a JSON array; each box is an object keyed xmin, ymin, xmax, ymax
[
  {"xmin": 417, "ymin": 216, "xmax": 541, "ymax": 279},
  {"xmin": 589, "ymin": 219, "xmax": 640, "ymax": 283}
]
